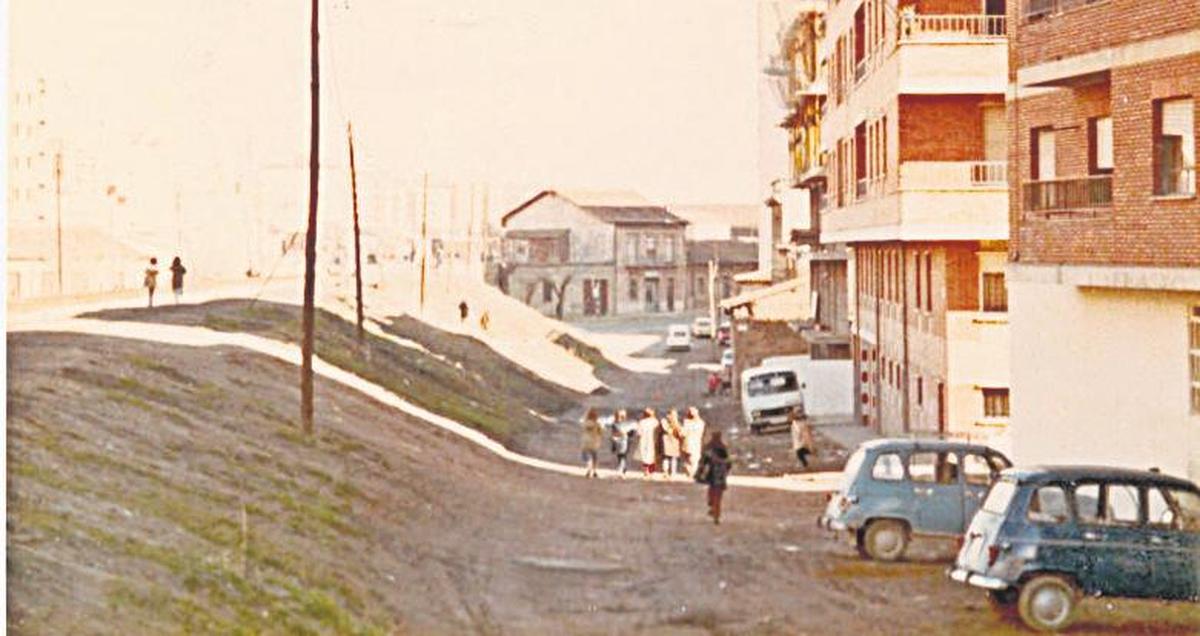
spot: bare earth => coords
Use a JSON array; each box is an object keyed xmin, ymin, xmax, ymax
[{"xmin": 8, "ymin": 312, "xmax": 1199, "ymax": 634}]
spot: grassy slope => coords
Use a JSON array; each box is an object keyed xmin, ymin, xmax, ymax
[
  {"xmin": 84, "ymin": 300, "xmax": 581, "ymax": 443},
  {"xmin": 7, "ymin": 333, "xmax": 413, "ymax": 634}
]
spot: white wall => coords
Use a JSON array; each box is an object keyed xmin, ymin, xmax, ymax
[
  {"xmin": 504, "ymin": 195, "xmax": 615, "ymax": 263},
  {"xmin": 1010, "ymin": 278, "xmax": 1200, "ymax": 481}
]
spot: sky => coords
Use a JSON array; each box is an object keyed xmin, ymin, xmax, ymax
[{"xmin": 11, "ymin": 0, "xmax": 765, "ymax": 207}]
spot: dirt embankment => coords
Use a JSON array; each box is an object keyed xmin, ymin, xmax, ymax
[{"xmin": 83, "ymin": 300, "xmax": 581, "ymax": 444}]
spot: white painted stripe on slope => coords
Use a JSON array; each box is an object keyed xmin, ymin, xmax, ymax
[{"xmin": 16, "ymin": 318, "xmax": 842, "ymax": 493}]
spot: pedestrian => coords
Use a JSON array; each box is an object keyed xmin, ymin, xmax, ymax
[
  {"xmin": 790, "ymin": 407, "xmax": 815, "ymax": 469},
  {"xmin": 479, "ymin": 311, "xmax": 491, "ymax": 331},
  {"xmin": 695, "ymin": 431, "xmax": 732, "ymax": 525},
  {"xmin": 143, "ymin": 257, "xmax": 159, "ymax": 307},
  {"xmin": 706, "ymin": 371, "xmax": 721, "ymax": 396},
  {"xmin": 458, "ymin": 300, "xmax": 469, "ymax": 322},
  {"xmin": 636, "ymin": 408, "xmax": 659, "ymax": 476},
  {"xmin": 609, "ymin": 409, "xmax": 631, "ymax": 476},
  {"xmin": 580, "ymin": 408, "xmax": 604, "ymax": 478},
  {"xmin": 682, "ymin": 406, "xmax": 707, "ymax": 476},
  {"xmin": 660, "ymin": 409, "xmax": 684, "ymax": 477},
  {"xmin": 169, "ymin": 256, "xmax": 187, "ymax": 304}
]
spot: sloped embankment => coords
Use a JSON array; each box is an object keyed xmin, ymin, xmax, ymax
[{"xmin": 83, "ymin": 300, "xmax": 581, "ymax": 443}]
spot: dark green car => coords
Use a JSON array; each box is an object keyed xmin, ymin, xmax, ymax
[{"xmin": 949, "ymin": 466, "xmax": 1200, "ymax": 632}]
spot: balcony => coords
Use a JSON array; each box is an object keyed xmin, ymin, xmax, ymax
[
  {"xmin": 899, "ymin": 14, "xmax": 1007, "ymax": 42},
  {"xmin": 820, "ymin": 161, "xmax": 1008, "ymax": 243},
  {"xmin": 1023, "ymin": 175, "xmax": 1112, "ymax": 216}
]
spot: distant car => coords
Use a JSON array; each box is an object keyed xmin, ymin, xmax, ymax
[
  {"xmin": 665, "ymin": 324, "xmax": 692, "ymax": 351},
  {"xmin": 716, "ymin": 323, "xmax": 731, "ymax": 347},
  {"xmin": 691, "ymin": 316, "xmax": 714, "ymax": 338},
  {"xmin": 818, "ymin": 439, "xmax": 1012, "ymax": 561},
  {"xmin": 950, "ymin": 466, "xmax": 1200, "ymax": 632},
  {"xmin": 720, "ymin": 349, "xmax": 734, "ymax": 371}
]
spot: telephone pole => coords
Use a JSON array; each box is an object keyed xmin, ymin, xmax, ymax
[
  {"xmin": 419, "ymin": 172, "xmax": 429, "ymax": 313},
  {"xmin": 347, "ymin": 122, "xmax": 364, "ymax": 343},
  {"xmin": 300, "ymin": 0, "xmax": 320, "ymax": 435},
  {"xmin": 54, "ymin": 151, "xmax": 63, "ymax": 294}
]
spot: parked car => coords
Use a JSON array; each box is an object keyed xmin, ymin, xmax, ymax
[
  {"xmin": 691, "ymin": 316, "xmax": 714, "ymax": 338},
  {"xmin": 818, "ymin": 439, "xmax": 1012, "ymax": 561},
  {"xmin": 740, "ymin": 364, "xmax": 804, "ymax": 434},
  {"xmin": 665, "ymin": 324, "xmax": 692, "ymax": 351},
  {"xmin": 720, "ymin": 349, "xmax": 734, "ymax": 371},
  {"xmin": 949, "ymin": 466, "xmax": 1200, "ymax": 632},
  {"xmin": 716, "ymin": 322, "xmax": 731, "ymax": 347}
]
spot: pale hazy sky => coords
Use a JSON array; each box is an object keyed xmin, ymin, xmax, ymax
[{"xmin": 12, "ymin": 0, "xmax": 765, "ymax": 210}]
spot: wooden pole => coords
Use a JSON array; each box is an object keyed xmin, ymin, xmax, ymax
[
  {"xmin": 300, "ymin": 0, "xmax": 320, "ymax": 435},
  {"xmin": 347, "ymin": 122, "xmax": 364, "ymax": 343},
  {"xmin": 419, "ymin": 172, "xmax": 429, "ymax": 312},
  {"xmin": 54, "ymin": 151, "xmax": 63, "ymax": 294}
]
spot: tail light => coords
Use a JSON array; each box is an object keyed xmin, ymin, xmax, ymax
[
  {"xmin": 987, "ymin": 545, "xmax": 1001, "ymax": 567},
  {"xmin": 955, "ymin": 535, "xmax": 965, "ymax": 550},
  {"xmin": 825, "ymin": 492, "xmax": 833, "ymax": 502}
]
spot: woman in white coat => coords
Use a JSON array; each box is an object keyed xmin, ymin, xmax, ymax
[
  {"xmin": 682, "ymin": 406, "xmax": 707, "ymax": 476},
  {"xmin": 636, "ymin": 408, "xmax": 659, "ymax": 476}
]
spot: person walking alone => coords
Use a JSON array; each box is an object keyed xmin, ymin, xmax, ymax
[
  {"xmin": 580, "ymin": 408, "xmax": 604, "ymax": 478},
  {"xmin": 169, "ymin": 256, "xmax": 187, "ymax": 304},
  {"xmin": 695, "ymin": 431, "xmax": 732, "ymax": 525},
  {"xmin": 636, "ymin": 408, "xmax": 659, "ymax": 477},
  {"xmin": 660, "ymin": 409, "xmax": 683, "ymax": 477},
  {"xmin": 143, "ymin": 258, "xmax": 159, "ymax": 307},
  {"xmin": 609, "ymin": 409, "xmax": 632, "ymax": 477},
  {"xmin": 682, "ymin": 407, "xmax": 707, "ymax": 476},
  {"xmin": 790, "ymin": 407, "xmax": 815, "ymax": 469}
]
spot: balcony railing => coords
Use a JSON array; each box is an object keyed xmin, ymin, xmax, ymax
[
  {"xmin": 899, "ymin": 13, "xmax": 1007, "ymax": 40},
  {"xmin": 854, "ymin": 58, "xmax": 868, "ymax": 83},
  {"xmin": 1024, "ymin": 175, "xmax": 1113, "ymax": 214},
  {"xmin": 969, "ymin": 161, "xmax": 1007, "ymax": 186}
]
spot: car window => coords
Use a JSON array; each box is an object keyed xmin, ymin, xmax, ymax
[
  {"xmin": 1155, "ymin": 488, "xmax": 1200, "ymax": 532},
  {"xmin": 1148, "ymin": 487, "xmax": 1175, "ymax": 529},
  {"xmin": 1107, "ymin": 484, "xmax": 1141, "ymax": 525},
  {"xmin": 1027, "ymin": 486, "xmax": 1070, "ymax": 524},
  {"xmin": 1075, "ymin": 483, "xmax": 1102, "ymax": 524},
  {"xmin": 963, "ymin": 453, "xmax": 996, "ymax": 486},
  {"xmin": 989, "ymin": 454, "xmax": 1012, "ymax": 471},
  {"xmin": 871, "ymin": 453, "xmax": 904, "ymax": 481},
  {"xmin": 909, "ymin": 451, "xmax": 957, "ymax": 485}
]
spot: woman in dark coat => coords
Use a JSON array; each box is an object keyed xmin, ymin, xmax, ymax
[
  {"xmin": 169, "ymin": 256, "xmax": 187, "ymax": 304},
  {"xmin": 695, "ymin": 431, "xmax": 732, "ymax": 524}
]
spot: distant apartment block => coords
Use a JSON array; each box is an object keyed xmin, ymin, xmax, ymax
[
  {"xmin": 1006, "ymin": 0, "xmax": 1200, "ymax": 479},
  {"xmin": 820, "ymin": 0, "xmax": 1011, "ymax": 441}
]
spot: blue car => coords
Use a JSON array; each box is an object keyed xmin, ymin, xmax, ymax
[
  {"xmin": 818, "ymin": 439, "xmax": 1012, "ymax": 561},
  {"xmin": 950, "ymin": 466, "xmax": 1200, "ymax": 632}
]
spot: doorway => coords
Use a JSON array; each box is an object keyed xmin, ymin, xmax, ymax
[{"xmin": 644, "ymin": 277, "xmax": 660, "ymax": 313}]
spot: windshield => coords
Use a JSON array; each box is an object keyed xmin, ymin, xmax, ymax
[
  {"xmin": 840, "ymin": 448, "xmax": 867, "ymax": 492},
  {"xmin": 746, "ymin": 371, "xmax": 798, "ymax": 397},
  {"xmin": 981, "ymin": 479, "xmax": 1018, "ymax": 515},
  {"xmin": 670, "ymin": 327, "xmax": 688, "ymax": 337}
]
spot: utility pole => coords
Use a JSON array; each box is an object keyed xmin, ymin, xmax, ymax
[
  {"xmin": 347, "ymin": 122, "xmax": 364, "ymax": 343},
  {"xmin": 419, "ymin": 172, "xmax": 429, "ymax": 313},
  {"xmin": 300, "ymin": 0, "xmax": 320, "ymax": 435},
  {"xmin": 54, "ymin": 151, "xmax": 63, "ymax": 294},
  {"xmin": 175, "ymin": 189, "xmax": 182, "ymax": 252}
]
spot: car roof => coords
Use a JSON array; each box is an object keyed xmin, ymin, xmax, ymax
[
  {"xmin": 1000, "ymin": 465, "xmax": 1199, "ymax": 490},
  {"xmin": 857, "ymin": 437, "xmax": 1003, "ymax": 455}
]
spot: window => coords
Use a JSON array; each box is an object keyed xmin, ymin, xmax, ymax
[
  {"xmin": 1032, "ymin": 127, "xmax": 1056, "ymax": 180},
  {"xmin": 963, "ymin": 453, "xmax": 1000, "ymax": 486},
  {"xmin": 1077, "ymin": 483, "xmax": 1141, "ymax": 526},
  {"xmin": 924, "ymin": 252, "xmax": 932, "ymax": 311},
  {"xmin": 643, "ymin": 235, "xmax": 657, "ymax": 262},
  {"xmin": 982, "ymin": 480, "xmax": 1017, "ymax": 515},
  {"xmin": 909, "ymin": 452, "xmax": 958, "ymax": 485},
  {"xmin": 982, "ymin": 272, "xmax": 1008, "ymax": 312},
  {"xmin": 914, "ymin": 252, "xmax": 922, "ymax": 309},
  {"xmin": 1028, "ymin": 486, "xmax": 1070, "ymax": 524},
  {"xmin": 1154, "ymin": 98, "xmax": 1195, "ymax": 196},
  {"xmin": 1089, "ymin": 116, "xmax": 1113, "ymax": 174},
  {"xmin": 1190, "ymin": 306, "xmax": 1200, "ymax": 413},
  {"xmin": 626, "ymin": 236, "xmax": 637, "ymax": 263},
  {"xmin": 916, "ymin": 376, "xmax": 923, "ymax": 406},
  {"xmin": 871, "ymin": 453, "xmax": 904, "ymax": 481},
  {"xmin": 542, "ymin": 280, "xmax": 554, "ymax": 303},
  {"xmin": 1148, "ymin": 487, "xmax": 1174, "ymax": 529},
  {"xmin": 1107, "ymin": 484, "xmax": 1141, "ymax": 525},
  {"xmin": 1162, "ymin": 488, "xmax": 1200, "ymax": 531},
  {"xmin": 1075, "ymin": 483, "xmax": 1102, "ymax": 523},
  {"xmin": 629, "ymin": 278, "xmax": 639, "ymax": 301},
  {"xmin": 983, "ymin": 388, "xmax": 1010, "ymax": 418}
]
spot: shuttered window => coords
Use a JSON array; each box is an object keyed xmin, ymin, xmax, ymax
[{"xmin": 1155, "ymin": 98, "xmax": 1195, "ymax": 195}]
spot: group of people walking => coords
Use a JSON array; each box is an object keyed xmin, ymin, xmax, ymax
[
  {"xmin": 143, "ymin": 256, "xmax": 187, "ymax": 307},
  {"xmin": 580, "ymin": 406, "xmax": 733, "ymax": 524}
]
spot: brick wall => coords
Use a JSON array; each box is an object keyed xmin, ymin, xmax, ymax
[
  {"xmin": 899, "ymin": 95, "xmax": 1003, "ymax": 162},
  {"xmin": 1009, "ymin": 0, "xmax": 1199, "ymax": 71},
  {"xmin": 1011, "ymin": 54, "xmax": 1200, "ymax": 266}
]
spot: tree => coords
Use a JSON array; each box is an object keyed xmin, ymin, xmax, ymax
[{"xmin": 548, "ymin": 274, "xmax": 573, "ymax": 319}]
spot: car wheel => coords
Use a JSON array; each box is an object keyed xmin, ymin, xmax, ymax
[
  {"xmin": 862, "ymin": 519, "xmax": 909, "ymax": 561},
  {"xmin": 1017, "ymin": 575, "xmax": 1077, "ymax": 633}
]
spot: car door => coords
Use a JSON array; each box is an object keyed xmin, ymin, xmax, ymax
[
  {"xmin": 1144, "ymin": 486, "xmax": 1200, "ymax": 600},
  {"xmin": 907, "ymin": 450, "xmax": 964, "ymax": 534},
  {"xmin": 1073, "ymin": 481, "xmax": 1154, "ymax": 597}
]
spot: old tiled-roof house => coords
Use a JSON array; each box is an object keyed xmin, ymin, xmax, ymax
[{"xmin": 499, "ymin": 190, "xmax": 688, "ymax": 318}]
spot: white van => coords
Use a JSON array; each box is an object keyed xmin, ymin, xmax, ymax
[
  {"xmin": 741, "ymin": 364, "xmax": 804, "ymax": 434},
  {"xmin": 665, "ymin": 324, "xmax": 692, "ymax": 351}
]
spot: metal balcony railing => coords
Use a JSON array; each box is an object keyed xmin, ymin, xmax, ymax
[
  {"xmin": 1024, "ymin": 175, "xmax": 1113, "ymax": 213},
  {"xmin": 899, "ymin": 14, "xmax": 1008, "ymax": 40},
  {"xmin": 969, "ymin": 161, "xmax": 1007, "ymax": 186}
]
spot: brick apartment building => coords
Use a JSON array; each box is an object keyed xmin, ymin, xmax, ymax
[
  {"xmin": 1006, "ymin": 0, "xmax": 1200, "ymax": 479},
  {"xmin": 819, "ymin": 0, "xmax": 1011, "ymax": 442}
]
